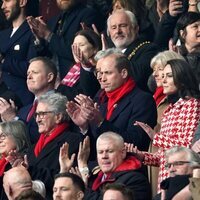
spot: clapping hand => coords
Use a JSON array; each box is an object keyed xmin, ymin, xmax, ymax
[
  {"xmin": 134, "ymin": 121, "xmax": 156, "ymax": 140},
  {"xmin": 59, "ymin": 142, "xmax": 76, "ymax": 173}
]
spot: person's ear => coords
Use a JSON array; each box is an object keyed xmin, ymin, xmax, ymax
[
  {"xmin": 8, "ymin": 185, "xmax": 13, "ymax": 198},
  {"xmin": 55, "ymin": 113, "xmax": 63, "ymax": 124},
  {"xmin": 179, "ymin": 30, "xmax": 185, "ymax": 40},
  {"xmin": 134, "ymin": 25, "xmax": 139, "ymax": 33},
  {"xmin": 47, "ymin": 72, "xmax": 54, "ymax": 83},
  {"xmin": 19, "ymin": 0, "xmax": 27, "ymax": 8},
  {"xmin": 121, "ymin": 147, "xmax": 126, "ymax": 160},
  {"xmin": 77, "ymin": 191, "xmax": 84, "ymax": 200},
  {"xmin": 121, "ymin": 68, "xmax": 128, "ymax": 79}
]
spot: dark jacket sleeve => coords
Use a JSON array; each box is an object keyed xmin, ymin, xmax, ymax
[{"xmin": 154, "ymin": 11, "xmax": 179, "ymax": 50}]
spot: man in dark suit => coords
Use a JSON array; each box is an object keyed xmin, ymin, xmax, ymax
[
  {"xmin": 0, "ymin": 0, "xmax": 38, "ymax": 106},
  {"xmin": 0, "ymin": 57, "xmax": 57, "ymax": 144},
  {"xmin": 107, "ymin": 9, "xmax": 159, "ymax": 92},
  {"xmin": 67, "ymin": 48, "xmax": 157, "ymax": 152},
  {"xmin": 27, "ymin": 0, "xmax": 103, "ymax": 79}
]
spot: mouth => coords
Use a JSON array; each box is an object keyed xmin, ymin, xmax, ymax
[
  {"xmin": 115, "ymin": 35, "xmax": 125, "ymax": 40},
  {"xmin": 3, "ymin": 10, "xmax": 9, "ymax": 17}
]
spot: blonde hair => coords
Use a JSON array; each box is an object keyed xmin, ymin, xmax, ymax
[{"xmin": 150, "ymin": 50, "xmax": 185, "ymax": 69}]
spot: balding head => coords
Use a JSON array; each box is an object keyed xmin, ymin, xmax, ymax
[{"xmin": 3, "ymin": 167, "xmax": 32, "ymax": 200}]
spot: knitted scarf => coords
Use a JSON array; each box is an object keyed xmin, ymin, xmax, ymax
[
  {"xmin": 34, "ymin": 122, "xmax": 69, "ymax": 157},
  {"xmin": 106, "ymin": 78, "xmax": 136, "ymax": 120},
  {"xmin": 61, "ymin": 63, "xmax": 81, "ymax": 87}
]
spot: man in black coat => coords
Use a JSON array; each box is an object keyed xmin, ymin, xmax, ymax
[
  {"xmin": 67, "ymin": 49, "xmax": 157, "ymax": 152},
  {"xmin": 107, "ymin": 9, "xmax": 159, "ymax": 92},
  {"xmin": 64, "ymin": 132, "xmax": 151, "ymax": 200}
]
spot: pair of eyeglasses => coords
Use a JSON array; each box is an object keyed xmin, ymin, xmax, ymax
[
  {"xmin": 0, "ymin": 133, "xmax": 6, "ymax": 140},
  {"xmin": 165, "ymin": 161, "xmax": 191, "ymax": 169},
  {"xmin": 34, "ymin": 111, "xmax": 55, "ymax": 119}
]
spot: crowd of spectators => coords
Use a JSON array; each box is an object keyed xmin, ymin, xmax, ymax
[{"xmin": 0, "ymin": 0, "xmax": 200, "ymax": 199}]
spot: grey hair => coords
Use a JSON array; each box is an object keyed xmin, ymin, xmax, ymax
[
  {"xmin": 107, "ymin": 9, "xmax": 138, "ymax": 36},
  {"xmin": 95, "ymin": 48, "xmax": 133, "ymax": 77},
  {"xmin": 32, "ymin": 180, "xmax": 46, "ymax": 198},
  {"xmin": 96, "ymin": 131, "xmax": 124, "ymax": 149},
  {"xmin": 38, "ymin": 93, "xmax": 69, "ymax": 122},
  {"xmin": 150, "ymin": 50, "xmax": 185, "ymax": 69},
  {"xmin": 165, "ymin": 146, "xmax": 200, "ymax": 167},
  {"xmin": 0, "ymin": 120, "xmax": 31, "ymax": 154},
  {"xmin": 94, "ymin": 48, "xmax": 123, "ymax": 61}
]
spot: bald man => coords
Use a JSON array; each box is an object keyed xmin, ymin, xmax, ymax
[{"xmin": 3, "ymin": 167, "xmax": 32, "ymax": 200}]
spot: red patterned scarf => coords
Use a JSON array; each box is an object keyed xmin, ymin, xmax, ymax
[
  {"xmin": 0, "ymin": 156, "xmax": 8, "ymax": 176},
  {"xmin": 34, "ymin": 123, "xmax": 69, "ymax": 157},
  {"xmin": 153, "ymin": 87, "xmax": 166, "ymax": 106},
  {"xmin": 61, "ymin": 63, "xmax": 81, "ymax": 87},
  {"xmin": 106, "ymin": 78, "xmax": 136, "ymax": 120}
]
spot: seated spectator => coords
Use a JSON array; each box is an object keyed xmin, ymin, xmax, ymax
[
  {"xmin": 107, "ymin": 9, "xmax": 159, "ymax": 91},
  {"xmin": 112, "ymin": 0, "xmax": 155, "ymax": 41},
  {"xmin": 0, "ymin": 57, "xmax": 57, "ymax": 144},
  {"xmin": 25, "ymin": 93, "xmax": 82, "ymax": 199},
  {"xmin": 0, "ymin": 0, "xmax": 38, "ymax": 106},
  {"xmin": 148, "ymin": 50, "xmax": 185, "ymax": 197},
  {"xmin": 57, "ymin": 29, "xmax": 101, "ymax": 100},
  {"xmin": 150, "ymin": 50, "xmax": 184, "ymax": 131},
  {"xmin": 0, "ymin": 121, "xmax": 31, "ymax": 200},
  {"xmin": 67, "ymin": 48, "xmax": 157, "ymax": 153},
  {"xmin": 53, "ymin": 172, "xmax": 85, "ymax": 200},
  {"xmin": 103, "ymin": 183, "xmax": 135, "ymax": 200},
  {"xmin": 3, "ymin": 166, "xmax": 32, "ymax": 200},
  {"xmin": 154, "ymin": 146, "xmax": 200, "ymax": 200},
  {"xmin": 15, "ymin": 190, "xmax": 45, "ymax": 200},
  {"xmin": 60, "ymin": 132, "xmax": 151, "ymax": 200},
  {"xmin": 134, "ymin": 58, "xmax": 200, "ymax": 193},
  {"xmin": 174, "ymin": 12, "xmax": 200, "ymax": 88}
]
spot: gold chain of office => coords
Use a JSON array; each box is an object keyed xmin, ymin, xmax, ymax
[{"xmin": 128, "ymin": 41, "xmax": 151, "ymax": 60}]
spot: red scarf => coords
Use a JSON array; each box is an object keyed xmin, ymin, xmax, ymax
[
  {"xmin": 106, "ymin": 78, "xmax": 136, "ymax": 120},
  {"xmin": 153, "ymin": 87, "xmax": 166, "ymax": 106},
  {"xmin": 0, "ymin": 156, "xmax": 8, "ymax": 176},
  {"xmin": 34, "ymin": 123, "xmax": 69, "ymax": 157},
  {"xmin": 92, "ymin": 156, "xmax": 141, "ymax": 191},
  {"xmin": 61, "ymin": 63, "xmax": 81, "ymax": 87}
]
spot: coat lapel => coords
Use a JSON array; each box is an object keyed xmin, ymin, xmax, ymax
[
  {"xmin": 5, "ymin": 21, "xmax": 30, "ymax": 52},
  {"xmin": 32, "ymin": 132, "xmax": 65, "ymax": 165}
]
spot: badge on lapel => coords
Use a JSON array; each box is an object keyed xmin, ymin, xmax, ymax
[{"xmin": 14, "ymin": 44, "xmax": 20, "ymax": 51}]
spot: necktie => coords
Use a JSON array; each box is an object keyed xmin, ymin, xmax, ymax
[{"xmin": 26, "ymin": 100, "xmax": 38, "ymax": 122}]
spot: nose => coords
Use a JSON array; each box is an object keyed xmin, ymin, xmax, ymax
[
  {"xmin": 116, "ymin": 25, "xmax": 122, "ymax": 33},
  {"xmin": 102, "ymin": 151, "xmax": 108, "ymax": 159},
  {"xmin": 152, "ymin": 70, "xmax": 157, "ymax": 77},
  {"xmin": 101, "ymin": 73, "xmax": 106, "ymax": 82},
  {"xmin": 1, "ymin": 1, "xmax": 5, "ymax": 9},
  {"xmin": 27, "ymin": 72, "xmax": 32, "ymax": 79},
  {"xmin": 54, "ymin": 190, "xmax": 61, "ymax": 197}
]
